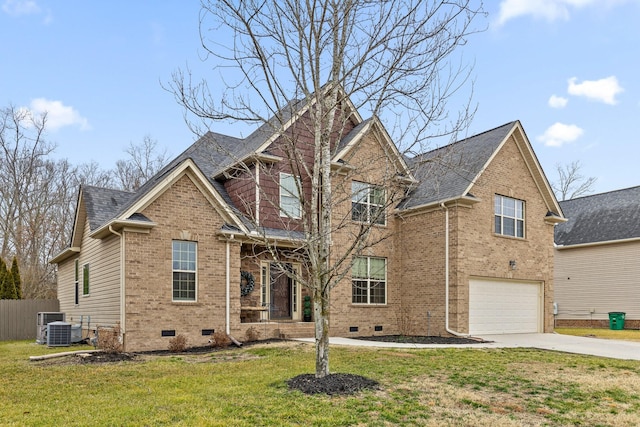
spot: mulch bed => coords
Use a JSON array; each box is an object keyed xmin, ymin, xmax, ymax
[{"xmin": 287, "ymin": 373, "xmax": 379, "ymax": 395}]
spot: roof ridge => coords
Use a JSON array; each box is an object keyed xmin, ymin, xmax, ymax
[{"xmin": 560, "ymin": 184, "xmax": 640, "ymax": 203}]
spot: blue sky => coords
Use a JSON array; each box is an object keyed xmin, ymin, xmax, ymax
[{"xmin": 1, "ymin": 0, "xmax": 638, "ymax": 194}]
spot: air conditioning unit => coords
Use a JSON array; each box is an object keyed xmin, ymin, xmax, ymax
[
  {"xmin": 36, "ymin": 312, "xmax": 66, "ymax": 344},
  {"xmin": 47, "ymin": 322, "xmax": 72, "ymax": 347}
]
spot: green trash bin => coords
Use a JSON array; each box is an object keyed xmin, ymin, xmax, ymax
[{"xmin": 608, "ymin": 312, "xmax": 626, "ymax": 330}]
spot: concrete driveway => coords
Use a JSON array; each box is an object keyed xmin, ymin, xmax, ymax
[{"xmin": 298, "ymin": 333, "xmax": 640, "ymax": 361}]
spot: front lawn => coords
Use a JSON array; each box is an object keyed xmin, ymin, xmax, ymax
[
  {"xmin": 2, "ymin": 340, "xmax": 640, "ymax": 426},
  {"xmin": 556, "ymin": 327, "xmax": 640, "ymax": 342}
]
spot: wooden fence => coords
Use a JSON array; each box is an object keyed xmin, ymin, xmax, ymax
[{"xmin": 0, "ymin": 299, "xmax": 60, "ymax": 340}]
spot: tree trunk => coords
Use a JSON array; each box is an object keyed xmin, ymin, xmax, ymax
[{"xmin": 313, "ymin": 286, "xmax": 330, "ymax": 377}]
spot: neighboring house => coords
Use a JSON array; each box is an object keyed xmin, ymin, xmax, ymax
[
  {"xmin": 554, "ymin": 186, "xmax": 640, "ymax": 329},
  {"xmin": 51, "ymin": 92, "xmax": 564, "ymax": 351}
]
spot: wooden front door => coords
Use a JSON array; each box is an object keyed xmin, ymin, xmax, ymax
[{"xmin": 270, "ymin": 263, "xmax": 292, "ymax": 319}]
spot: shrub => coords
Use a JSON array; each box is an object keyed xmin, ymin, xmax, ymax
[
  {"xmin": 97, "ymin": 323, "xmax": 123, "ymax": 354},
  {"xmin": 212, "ymin": 331, "xmax": 231, "ymax": 348},
  {"xmin": 244, "ymin": 326, "xmax": 260, "ymax": 342},
  {"xmin": 168, "ymin": 334, "xmax": 188, "ymax": 352}
]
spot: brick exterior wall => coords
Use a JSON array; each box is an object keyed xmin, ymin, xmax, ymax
[
  {"xmin": 123, "ymin": 173, "xmax": 242, "ymax": 351},
  {"xmin": 395, "ymin": 134, "xmax": 556, "ymax": 336}
]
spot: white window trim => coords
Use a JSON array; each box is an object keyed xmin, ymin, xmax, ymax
[
  {"xmin": 172, "ymin": 240, "xmax": 198, "ymax": 302},
  {"xmin": 82, "ymin": 263, "xmax": 90, "ymax": 296},
  {"xmin": 279, "ymin": 172, "xmax": 301, "ymax": 219},
  {"xmin": 494, "ymin": 195, "xmax": 525, "ymax": 238},
  {"xmin": 351, "ymin": 256, "xmax": 387, "ymax": 305}
]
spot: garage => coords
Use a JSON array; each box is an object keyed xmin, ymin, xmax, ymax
[{"xmin": 469, "ymin": 279, "xmax": 543, "ymax": 335}]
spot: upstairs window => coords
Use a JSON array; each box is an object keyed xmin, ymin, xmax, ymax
[
  {"xmin": 352, "ymin": 181, "xmax": 385, "ymax": 225},
  {"xmin": 82, "ymin": 263, "xmax": 90, "ymax": 295},
  {"xmin": 495, "ymin": 195, "xmax": 525, "ymax": 238},
  {"xmin": 280, "ymin": 173, "xmax": 301, "ymax": 218},
  {"xmin": 172, "ymin": 241, "xmax": 197, "ymax": 301},
  {"xmin": 352, "ymin": 256, "xmax": 387, "ymax": 305}
]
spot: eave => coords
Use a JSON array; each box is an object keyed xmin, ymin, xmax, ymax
[
  {"xmin": 396, "ymin": 194, "xmax": 482, "ymax": 218},
  {"xmin": 49, "ymin": 247, "xmax": 80, "ymax": 264},
  {"xmin": 89, "ymin": 219, "xmax": 157, "ymax": 239},
  {"xmin": 555, "ymin": 236, "xmax": 640, "ymax": 250}
]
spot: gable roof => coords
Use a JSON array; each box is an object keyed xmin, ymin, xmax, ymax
[
  {"xmin": 398, "ymin": 121, "xmax": 563, "ymax": 219},
  {"xmin": 82, "ymin": 186, "xmax": 136, "ymax": 231},
  {"xmin": 555, "ymin": 185, "xmax": 640, "ymax": 247},
  {"xmin": 399, "ymin": 122, "xmax": 516, "ymax": 210}
]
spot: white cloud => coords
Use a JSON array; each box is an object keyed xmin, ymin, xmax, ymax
[
  {"xmin": 567, "ymin": 76, "xmax": 624, "ymax": 105},
  {"xmin": 537, "ymin": 122, "xmax": 584, "ymax": 147},
  {"xmin": 548, "ymin": 95, "xmax": 568, "ymax": 108},
  {"xmin": 23, "ymin": 98, "xmax": 90, "ymax": 132},
  {"xmin": 495, "ymin": 0, "xmax": 624, "ymax": 26},
  {"xmin": 2, "ymin": 0, "xmax": 40, "ymax": 16}
]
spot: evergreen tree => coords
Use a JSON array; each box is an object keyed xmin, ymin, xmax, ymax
[
  {"xmin": 10, "ymin": 257, "xmax": 22, "ymax": 299},
  {"xmin": 0, "ymin": 258, "xmax": 7, "ymax": 299}
]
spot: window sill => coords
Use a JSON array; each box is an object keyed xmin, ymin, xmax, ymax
[
  {"xmin": 493, "ymin": 233, "xmax": 527, "ymax": 241},
  {"xmin": 350, "ymin": 303, "xmax": 388, "ymax": 307},
  {"xmin": 171, "ymin": 301, "xmax": 200, "ymax": 305}
]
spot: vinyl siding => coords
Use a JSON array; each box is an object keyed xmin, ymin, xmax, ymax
[
  {"xmin": 554, "ymin": 241, "xmax": 640, "ymax": 320},
  {"xmin": 58, "ymin": 217, "xmax": 121, "ymax": 326}
]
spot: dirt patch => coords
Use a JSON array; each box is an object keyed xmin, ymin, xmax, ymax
[
  {"xmin": 76, "ymin": 352, "xmax": 138, "ymax": 364},
  {"xmin": 287, "ymin": 373, "xmax": 379, "ymax": 395},
  {"xmin": 352, "ymin": 335, "xmax": 486, "ymax": 344}
]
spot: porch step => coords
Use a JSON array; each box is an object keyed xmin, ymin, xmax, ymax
[{"xmin": 275, "ymin": 323, "xmax": 315, "ymax": 339}]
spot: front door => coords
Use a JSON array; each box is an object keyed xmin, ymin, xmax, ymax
[{"xmin": 270, "ymin": 263, "xmax": 292, "ymax": 319}]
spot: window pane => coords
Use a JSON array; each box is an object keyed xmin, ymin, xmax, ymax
[
  {"xmin": 516, "ymin": 220, "xmax": 524, "ymax": 238},
  {"xmin": 352, "ymin": 202, "xmax": 367, "ymax": 222},
  {"xmin": 494, "ymin": 215, "xmax": 502, "ymax": 234},
  {"xmin": 352, "ymin": 280, "xmax": 367, "ymax": 303},
  {"xmin": 503, "ymin": 217, "xmax": 515, "ymax": 236},
  {"xmin": 515, "ymin": 200, "xmax": 524, "ymax": 219},
  {"xmin": 370, "ymin": 281, "xmax": 386, "ymax": 304},
  {"xmin": 352, "ymin": 257, "xmax": 367, "ymax": 279},
  {"xmin": 280, "ymin": 174, "xmax": 300, "ymax": 217},
  {"xmin": 494, "ymin": 196, "xmax": 502, "ymax": 215},
  {"xmin": 370, "ymin": 187, "xmax": 385, "ymax": 205},
  {"xmin": 369, "ymin": 258, "xmax": 386, "ymax": 280},
  {"xmin": 370, "ymin": 205, "xmax": 385, "ymax": 225},
  {"xmin": 503, "ymin": 197, "xmax": 515, "ymax": 217}
]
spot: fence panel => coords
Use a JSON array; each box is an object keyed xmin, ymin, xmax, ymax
[{"xmin": 0, "ymin": 299, "xmax": 60, "ymax": 340}]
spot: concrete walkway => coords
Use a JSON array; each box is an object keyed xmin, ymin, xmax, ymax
[{"xmin": 295, "ymin": 333, "xmax": 640, "ymax": 361}]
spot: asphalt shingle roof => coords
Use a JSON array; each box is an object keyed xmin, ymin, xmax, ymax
[
  {"xmin": 82, "ymin": 186, "xmax": 135, "ymax": 231},
  {"xmin": 398, "ymin": 122, "xmax": 516, "ymax": 210},
  {"xmin": 555, "ymin": 185, "xmax": 640, "ymax": 246}
]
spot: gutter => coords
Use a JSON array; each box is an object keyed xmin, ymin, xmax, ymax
[{"xmin": 440, "ymin": 203, "xmax": 470, "ymax": 337}]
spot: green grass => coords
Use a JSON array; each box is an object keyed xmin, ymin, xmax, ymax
[
  {"xmin": 556, "ymin": 327, "xmax": 640, "ymax": 341},
  {"xmin": 2, "ymin": 340, "xmax": 640, "ymax": 426}
]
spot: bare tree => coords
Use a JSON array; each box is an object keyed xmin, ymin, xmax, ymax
[
  {"xmin": 171, "ymin": 0, "xmax": 484, "ymax": 377},
  {"xmin": 552, "ymin": 161, "xmax": 597, "ymax": 201},
  {"xmin": 115, "ymin": 135, "xmax": 170, "ymax": 192}
]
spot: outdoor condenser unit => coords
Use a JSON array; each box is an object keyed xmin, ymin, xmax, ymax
[
  {"xmin": 46, "ymin": 321, "xmax": 72, "ymax": 347},
  {"xmin": 36, "ymin": 312, "xmax": 66, "ymax": 344}
]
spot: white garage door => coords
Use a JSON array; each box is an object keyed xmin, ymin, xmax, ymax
[{"xmin": 469, "ymin": 279, "xmax": 542, "ymax": 335}]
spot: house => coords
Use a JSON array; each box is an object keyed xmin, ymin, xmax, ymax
[
  {"xmin": 554, "ymin": 186, "xmax": 640, "ymax": 329},
  {"xmin": 51, "ymin": 92, "xmax": 563, "ymax": 351}
]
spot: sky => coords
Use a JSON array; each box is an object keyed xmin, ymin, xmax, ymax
[{"xmin": 1, "ymin": 0, "xmax": 638, "ymax": 195}]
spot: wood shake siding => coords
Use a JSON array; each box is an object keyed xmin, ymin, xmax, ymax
[
  {"xmin": 59, "ymin": 218, "xmax": 121, "ymax": 327},
  {"xmin": 555, "ymin": 241, "xmax": 640, "ymax": 324}
]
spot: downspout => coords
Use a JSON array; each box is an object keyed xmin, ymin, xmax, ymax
[
  {"xmin": 440, "ymin": 203, "xmax": 469, "ymax": 337},
  {"xmin": 225, "ymin": 236, "xmax": 231, "ymax": 335},
  {"xmin": 108, "ymin": 225, "xmax": 125, "ymax": 337}
]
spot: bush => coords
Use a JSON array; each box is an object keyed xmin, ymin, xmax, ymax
[
  {"xmin": 168, "ymin": 334, "xmax": 188, "ymax": 352},
  {"xmin": 97, "ymin": 323, "xmax": 123, "ymax": 354},
  {"xmin": 212, "ymin": 331, "xmax": 231, "ymax": 348},
  {"xmin": 244, "ymin": 326, "xmax": 260, "ymax": 342}
]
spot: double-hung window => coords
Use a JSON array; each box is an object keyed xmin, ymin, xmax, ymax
[
  {"xmin": 172, "ymin": 240, "xmax": 197, "ymax": 301},
  {"xmin": 280, "ymin": 173, "xmax": 301, "ymax": 218},
  {"xmin": 352, "ymin": 256, "xmax": 387, "ymax": 304},
  {"xmin": 352, "ymin": 181, "xmax": 385, "ymax": 225},
  {"xmin": 494, "ymin": 195, "xmax": 525, "ymax": 238}
]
